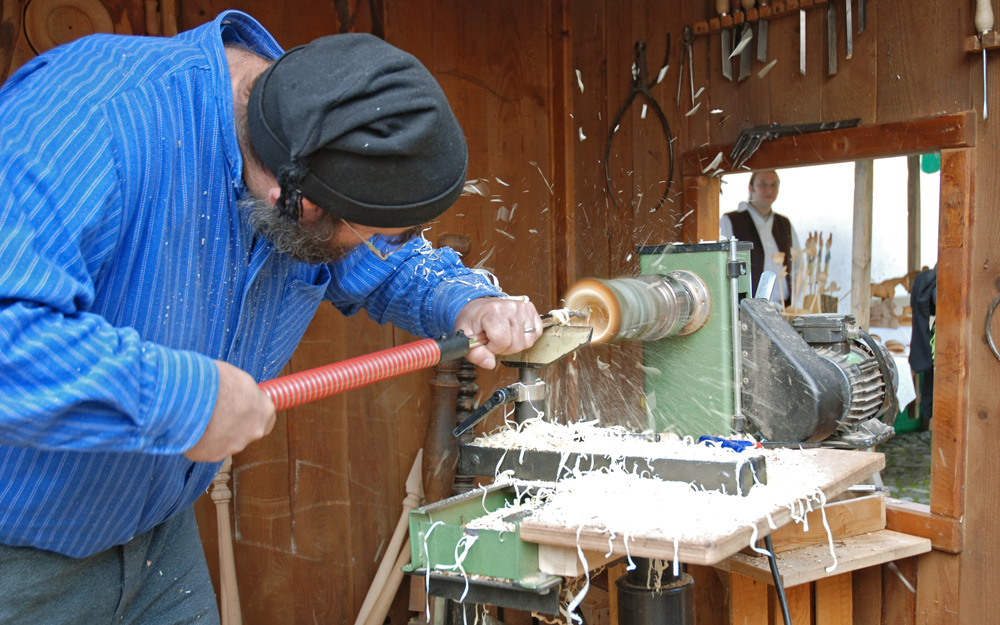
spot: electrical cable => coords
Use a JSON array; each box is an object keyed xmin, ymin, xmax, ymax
[
  {"xmin": 764, "ymin": 534, "xmax": 791, "ymax": 625},
  {"xmin": 986, "ymin": 292, "xmax": 1000, "ymax": 362}
]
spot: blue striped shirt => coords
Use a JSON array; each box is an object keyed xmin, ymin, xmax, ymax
[{"xmin": 0, "ymin": 11, "xmax": 500, "ymax": 558}]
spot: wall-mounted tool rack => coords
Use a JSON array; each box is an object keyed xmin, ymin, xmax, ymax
[{"xmin": 691, "ymin": 0, "xmax": 831, "ymax": 37}]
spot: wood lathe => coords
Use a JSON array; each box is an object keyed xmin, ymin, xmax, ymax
[{"xmin": 407, "ymin": 240, "xmax": 903, "ymax": 623}]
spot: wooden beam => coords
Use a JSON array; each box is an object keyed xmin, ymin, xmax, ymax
[
  {"xmin": 681, "ymin": 112, "xmax": 975, "ymax": 177},
  {"xmin": 907, "ymin": 155, "xmax": 921, "ymax": 274},
  {"xmin": 683, "ymin": 175, "xmax": 720, "ymax": 244},
  {"xmin": 886, "ymin": 500, "xmax": 963, "ymax": 553},
  {"xmin": 851, "ymin": 160, "xmax": 874, "ymax": 330}
]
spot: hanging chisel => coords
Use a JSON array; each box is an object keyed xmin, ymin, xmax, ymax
[
  {"xmin": 738, "ymin": 0, "xmax": 756, "ymax": 80},
  {"xmin": 858, "ymin": 0, "xmax": 866, "ymax": 33},
  {"xmin": 676, "ymin": 26, "xmax": 696, "ymax": 108},
  {"xmin": 799, "ymin": 7, "xmax": 807, "ymax": 75},
  {"xmin": 976, "ymin": 0, "xmax": 994, "ymax": 120},
  {"xmin": 757, "ymin": 0, "xmax": 769, "ymax": 62},
  {"xmin": 827, "ymin": 0, "xmax": 838, "ymax": 75},
  {"xmin": 846, "ymin": 0, "xmax": 854, "ymax": 59},
  {"xmin": 717, "ymin": 0, "xmax": 734, "ymax": 80}
]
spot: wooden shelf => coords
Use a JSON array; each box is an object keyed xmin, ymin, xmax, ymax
[{"xmin": 716, "ymin": 529, "xmax": 931, "ymax": 588}]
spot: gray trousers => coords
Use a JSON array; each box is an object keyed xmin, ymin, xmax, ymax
[{"xmin": 0, "ymin": 507, "xmax": 220, "ymax": 625}]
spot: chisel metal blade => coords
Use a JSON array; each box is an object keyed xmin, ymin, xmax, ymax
[
  {"xmin": 846, "ymin": 0, "xmax": 854, "ymax": 59},
  {"xmin": 722, "ymin": 28, "xmax": 733, "ymax": 80},
  {"xmin": 731, "ymin": 23, "xmax": 753, "ymax": 58},
  {"xmin": 757, "ymin": 12, "xmax": 769, "ymax": 62},
  {"xmin": 827, "ymin": 1, "xmax": 837, "ymax": 75},
  {"xmin": 858, "ymin": 0, "xmax": 866, "ymax": 33},
  {"xmin": 739, "ymin": 23, "xmax": 753, "ymax": 80},
  {"xmin": 799, "ymin": 9, "xmax": 806, "ymax": 75}
]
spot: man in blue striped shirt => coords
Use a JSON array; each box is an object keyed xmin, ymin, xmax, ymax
[{"xmin": 0, "ymin": 11, "xmax": 542, "ymax": 624}]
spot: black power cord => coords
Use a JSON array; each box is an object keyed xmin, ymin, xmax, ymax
[{"xmin": 764, "ymin": 534, "xmax": 791, "ymax": 625}]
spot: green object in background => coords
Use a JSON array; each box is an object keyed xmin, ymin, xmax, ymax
[
  {"xmin": 893, "ymin": 404, "xmax": 921, "ymax": 434},
  {"xmin": 920, "ymin": 152, "xmax": 941, "ymax": 174},
  {"xmin": 638, "ymin": 242, "xmax": 752, "ymax": 437}
]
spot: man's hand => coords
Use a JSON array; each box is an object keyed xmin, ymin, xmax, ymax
[
  {"xmin": 184, "ymin": 360, "xmax": 276, "ymax": 462},
  {"xmin": 455, "ymin": 297, "xmax": 545, "ymax": 368}
]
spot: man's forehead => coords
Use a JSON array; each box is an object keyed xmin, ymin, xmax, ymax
[{"xmin": 755, "ymin": 172, "xmax": 780, "ymax": 184}]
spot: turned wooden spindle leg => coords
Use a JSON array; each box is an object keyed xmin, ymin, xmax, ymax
[{"xmin": 211, "ymin": 456, "xmax": 242, "ymax": 625}]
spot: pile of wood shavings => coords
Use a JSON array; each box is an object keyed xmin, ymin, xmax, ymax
[
  {"xmin": 527, "ymin": 447, "xmax": 832, "ymax": 544},
  {"xmin": 474, "ymin": 418, "xmax": 766, "ymax": 466}
]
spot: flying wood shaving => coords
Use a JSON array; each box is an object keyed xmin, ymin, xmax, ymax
[
  {"xmin": 758, "ymin": 58, "xmax": 778, "ymax": 78},
  {"xmin": 701, "ymin": 151, "xmax": 724, "ymax": 174},
  {"xmin": 575, "ymin": 69, "xmax": 585, "ymax": 93},
  {"xmin": 495, "ymin": 177, "xmax": 510, "ymax": 187},
  {"xmin": 693, "ymin": 87, "xmax": 705, "ymax": 100},
  {"xmin": 685, "ymin": 102, "xmax": 702, "ymax": 117},
  {"xmin": 656, "ymin": 64, "xmax": 669, "ymax": 85},
  {"xmin": 579, "ymin": 127, "xmax": 587, "ymax": 141},
  {"xmin": 641, "ymin": 104, "xmax": 648, "ymax": 119},
  {"xmin": 463, "ymin": 179, "xmax": 489, "ymax": 197},
  {"xmin": 529, "ymin": 161, "xmax": 554, "ymax": 195}
]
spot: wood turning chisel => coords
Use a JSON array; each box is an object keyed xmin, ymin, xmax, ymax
[
  {"xmin": 846, "ymin": 0, "xmax": 854, "ymax": 59},
  {"xmin": 858, "ymin": 0, "xmax": 866, "ymax": 33},
  {"xmin": 976, "ymin": 0, "xmax": 994, "ymax": 120},
  {"xmin": 717, "ymin": 0, "xmax": 733, "ymax": 80},
  {"xmin": 799, "ymin": 7, "xmax": 807, "ymax": 75},
  {"xmin": 757, "ymin": 0, "xmax": 769, "ymax": 62},
  {"xmin": 738, "ymin": 0, "xmax": 755, "ymax": 80},
  {"xmin": 827, "ymin": 0, "xmax": 837, "ymax": 75}
]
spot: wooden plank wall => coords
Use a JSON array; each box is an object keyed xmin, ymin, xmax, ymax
[{"xmin": 2, "ymin": 0, "xmax": 998, "ymax": 623}]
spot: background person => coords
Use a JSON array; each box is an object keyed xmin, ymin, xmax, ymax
[{"xmin": 720, "ymin": 170, "xmax": 801, "ymax": 307}]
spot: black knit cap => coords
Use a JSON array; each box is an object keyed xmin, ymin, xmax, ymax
[{"xmin": 246, "ymin": 33, "xmax": 468, "ymax": 228}]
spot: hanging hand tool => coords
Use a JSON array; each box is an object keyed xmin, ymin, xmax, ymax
[
  {"xmin": 676, "ymin": 26, "xmax": 696, "ymax": 108},
  {"xmin": 846, "ymin": 0, "xmax": 854, "ymax": 59},
  {"xmin": 976, "ymin": 0, "xmax": 994, "ymax": 120},
  {"xmin": 738, "ymin": 0, "xmax": 756, "ymax": 81},
  {"xmin": 605, "ymin": 39, "xmax": 674, "ymax": 211},
  {"xmin": 799, "ymin": 7, "xmax": 807, "ymax": 75},
  {"xmin": 827, "ymin": 0, "xmax": 838, "ymax": 75},
  {"xmin": 729, "ymin": 118, "xmax": 861, "ymax": 169},
  {"xmin": 757, "ymin": 0, "xmax": 769, "ymax": 62},
  {"xmin": 716, "ymin": 0, "xmax": 734, "ymax": 80},
  {"xmin": 858, "ymin": 0, "xmax": 866, "ymax": 33}
]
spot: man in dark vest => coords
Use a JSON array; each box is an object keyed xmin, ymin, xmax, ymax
[{"xmin": 721, "ymin": 170, "xmax": 800, "ymax": 307}]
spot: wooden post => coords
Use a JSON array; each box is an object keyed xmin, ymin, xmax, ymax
[
  {"xmin": 355, "ymin": 451, "xmax": 424, "ymax": 625},
  {"xmin": 907, "ymin": 155, "xmax": 922, "ymax": 275},
  {"xmin": 851, "ymin": 160, "xmax": 874, "ymax": 330},
  {"xmin": 211, "ymin": 457, "xmax": 241, "ymax": 625}
]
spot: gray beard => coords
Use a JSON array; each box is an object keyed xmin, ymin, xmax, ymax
[{"xmin": 239, "ymin": 194, "xmax": 351, "ymax": 264}]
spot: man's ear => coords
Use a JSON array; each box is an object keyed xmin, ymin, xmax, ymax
[{"xmin": 266, "ymin": 187, "xmax": 324, "ymax": 225}]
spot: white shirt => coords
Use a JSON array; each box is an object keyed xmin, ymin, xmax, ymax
[{"xmin": 721, "ymin": 201, "xmax": 801, "ymax": 306}]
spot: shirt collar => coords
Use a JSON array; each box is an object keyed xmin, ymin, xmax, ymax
[{"xmin": 179, "ymin": 11, "xmax": 285, "ymax": 193}]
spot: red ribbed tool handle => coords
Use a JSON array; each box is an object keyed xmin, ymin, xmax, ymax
[{"xmin": 260, "ymin": 338, "xmax": 443, "ymax": 411}]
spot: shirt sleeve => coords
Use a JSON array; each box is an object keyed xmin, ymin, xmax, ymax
[
  {"xmin": 324, "ymin": 235, "xmax": 504, "ymax": 337},
  {"xmin": 0, "ymin": 68, "xmax": 216, "ymax": 455}
]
